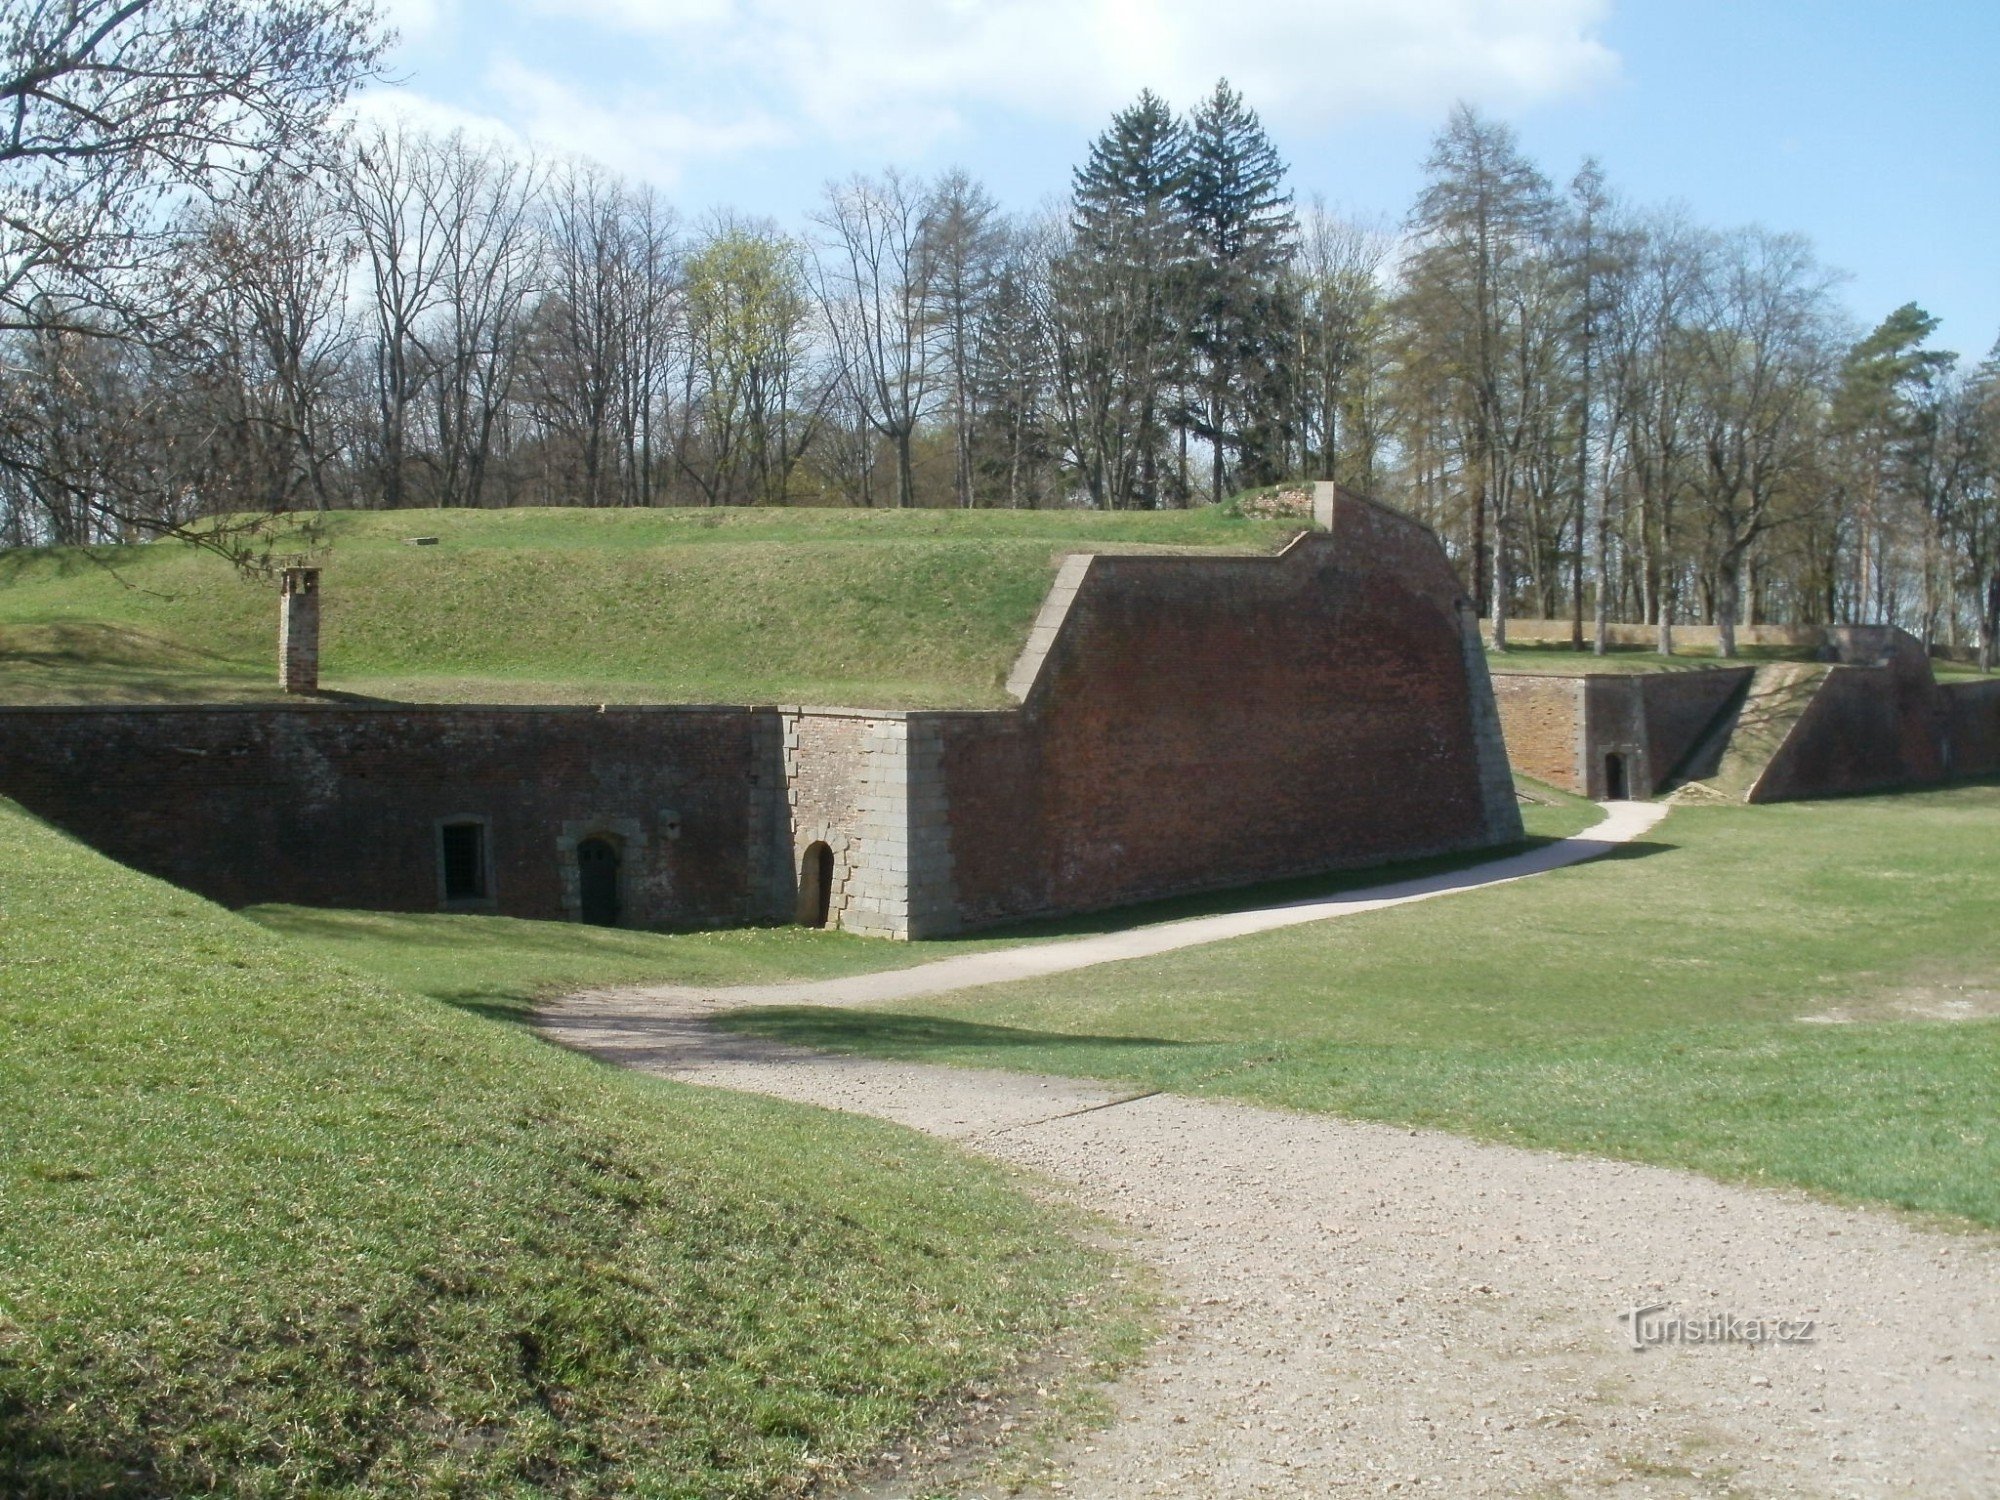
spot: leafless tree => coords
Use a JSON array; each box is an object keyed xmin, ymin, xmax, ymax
[{"xmin": 811, "ymin": 169, "xmax": 938, "ymax": 509}]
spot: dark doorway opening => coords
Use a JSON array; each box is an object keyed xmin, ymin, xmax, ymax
[
  {"xmin": 1604, "ymin": 752, "xmax": 1630, "ymax": 801},
  {"xmin": 797, "ymin": 841, "xmax": 833, "ymax": 928},
  {"xmin": 578, "ymin": 836, "xmax": 621, "ymax": 927},
  {"xmin": 440, "ymin": 822, "xmax": 487, "ymax": 902}
]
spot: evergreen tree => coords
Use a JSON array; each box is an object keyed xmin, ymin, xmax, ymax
[
  {"xmin": 1182, "ymin": 79, "xmax": 1296, "ymax": 502},
  {"xmin": 1056, "ymin": 91, "xmax": 1193, "ymax": 507}
]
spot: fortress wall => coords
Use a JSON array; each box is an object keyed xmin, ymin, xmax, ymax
[
  {"xmin": 1630, "ymin": 669, "xmax": 1755, "ymax": 790},
  {"xmin": 1491, "ymin": 675, "xmax": 1585, "ymax": 792},
  {"xmin": 1481, "ymin": 619, "xmax": 1826, "ymax": 650},
  {"xmin": 0, "ymin": 492, "xmax": 1532, "ymax": 939},
  {"xmin": 932, "ymin": 495, "xmax": 1521, "ymax": 932},
  {"xmin": 1750, "ymin": 661, "xmax": 1950, "ymax": 803},
  {"xmin": 1493, "ymin": 668, "xmax": 1750, "ymax": 798},
  {"xmin": 779, "ymin": 708, "xmax": 958, "ymax": 940},
  {"xmin": 1945, "ymin": 678, "xmax": 2000, "ymax": 777},
  {"xmin": 0, "ymin": 704, "xmax": 766, "ymax": 927}
]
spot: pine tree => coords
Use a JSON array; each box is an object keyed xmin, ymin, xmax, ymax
[
  {"xmin": 1182, "ymin": 79, "xmax": 1296, "ymax": 502},
  {"xmin": 1058, "ymin": 91, "xmax": 1194, "ymax": 508}
]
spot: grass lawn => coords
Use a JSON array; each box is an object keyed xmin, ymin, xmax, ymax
[
  {"xmin": 719, "ymin": 783, "xmax": 2000, "ymax": 1230},
  {"xmin": 0, "ymin": 506, "xmax": 1295, "ymax": 708},
  {"xmin": 243, "ymin": 786, "xmax": 1597, "ymax": 1023},
  {"xmin": 0, "ymin": 796, "xmax": 1122, "ymax": 1498}
]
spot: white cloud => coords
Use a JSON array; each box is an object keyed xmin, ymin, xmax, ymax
[
  {"xmin": 483, "ymin": 60, "xmax": 794, "ymax": 186},
  {"xmin": 358, "ymin": 0, "xmax": 1617, "ymax": 189},
  {"xmin": 374, "ymin": 0, "xmax": 456, "ymax": 47},
  {"xmin": 343, "ymin": 86, "xmax": 533, "ymax": 155},
  {"xmin": 516, "ymin": 0, "xmax": 1620, "ymax": 144}
]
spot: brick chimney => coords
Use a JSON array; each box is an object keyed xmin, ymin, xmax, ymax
[{"xmin": 279, "ymin": 567, "xmax": 320, "ymax": 694}]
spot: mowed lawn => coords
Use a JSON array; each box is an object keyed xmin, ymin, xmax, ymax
[
  {"xmin": 0, "ymin": 505, "xmax": 1295, "ymax": 707},
  {"xmin": 0, "ymin": 798, "xmax": 1119, "ymax": 1498},
  {"xmin": 720, "ymin": 784, "xmax": 2000, "ymax": 1229}
]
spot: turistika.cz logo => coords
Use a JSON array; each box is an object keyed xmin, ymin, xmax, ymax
[{"xmin": 1617, "ymin": 1304, "xmax": 1818, "ymax": 1351}]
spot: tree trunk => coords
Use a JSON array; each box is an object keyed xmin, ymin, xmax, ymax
[
  {"xmin": 895, "ymin": 427, "xmax": 915, "ymax": 509},
  {"xmin": 1716, "ymin": 547, "xmax": 1745, "ymax": 659}
]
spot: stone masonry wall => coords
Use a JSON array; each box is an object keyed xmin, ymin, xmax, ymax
[
  {"xmin": 779, "ymin": 709, "xmax": 957, "ymax": 940},
  {"xmin": 0, "ymin": 705, "xmax": 768, "ymax": 927},
  {"xmin": 931, "ymin": 494, "xmax": 1522, "ymax": 932}
]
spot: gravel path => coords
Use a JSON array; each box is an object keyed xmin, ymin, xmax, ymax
[{"xmin": 537, "ymin": 811, "xmax": 2000, "ymax": 1498}]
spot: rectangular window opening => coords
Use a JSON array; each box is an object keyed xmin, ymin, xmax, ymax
[{"xmin": 440, "ymin": 822, "xmax": 487, "ymax": 902}]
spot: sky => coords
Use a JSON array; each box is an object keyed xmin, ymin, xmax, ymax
[{"xmin": 362, "ymin": 0, "xmax": 2000, "ymax": 359}]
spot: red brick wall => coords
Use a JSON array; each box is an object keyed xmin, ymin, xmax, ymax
[
  {"xmin": 1491, "ymin": 676, "xmax": 1583, "ymax": 791},
  {"xmin": 1492, "ymin": 669, "xmax": 1750, "ymax": 797},
  {"xmin": 936, "ymin": 497, "xmax": 1516, "ymax": 929},
  {"xmin": 1752, "ymin": 662, "xmax": 1949, "ymax": 802},
  {"xmin": 0, "ymin": 705, "xmax": 765, "ymax": 926},
  {"xmin": 1633, "ymin": 669, "xmax": 1752, "ymax": 786}
]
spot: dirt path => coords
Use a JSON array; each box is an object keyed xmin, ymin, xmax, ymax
[{"xmin": 538, "ymin": 811, "xmax": 2000, "ymax": 1498}]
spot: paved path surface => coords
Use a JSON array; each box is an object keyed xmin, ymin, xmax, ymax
[{"xmin": 539, "ymin": 809, "xmax": 2000, "ymax": 1498}]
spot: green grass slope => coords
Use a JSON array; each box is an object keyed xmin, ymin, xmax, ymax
[
  {"xmin": 723, "ymin": 785, "xmax": 2000, "ymax": 1229},
  {"xmin": 0, "ymin": 506, "xmax": 1295, "ymax": 707},
  {"xmin": 0, "ymin": 797, "xmax": 1113, "ymax": 1498}
]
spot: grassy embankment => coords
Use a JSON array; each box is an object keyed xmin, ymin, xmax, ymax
[
  {"xmin": 0, "ymin": 506, "xmax": 1295, "ymax": 707},
  {"xmin": 719, "ymin": 784, "xmax": 2000, "ymax": 1230},
  {"xmin": 0, "ymin": 797, "xmax": 1124, "ymax": 1498}
]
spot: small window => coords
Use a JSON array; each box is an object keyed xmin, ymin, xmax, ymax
[{"xmin": 440, "ymin": 822, "xmax": 487, "ymax": 901}]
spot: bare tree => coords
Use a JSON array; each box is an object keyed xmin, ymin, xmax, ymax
[
  {"xmin": 178, "ymin": 170, "xmax": 357, "ymax": 512},
  {"xmin": 0, "ymin": 0, "xmax": 383, "ymax": 336},
  {"xmin": 922, "ymin": 169, "xmax": 1003, "ymax": 508},
  {"xmin": 1689, "ymin": 228, "xmax": 1840, "ymax": 657},
  {"xmin": 346, "ymin": 125, "xmax": 452, "ymax": 508},
  {"xmin": 811, "ymin": 170, "xmax": 938, "ymax": 509},
  {"xmin": 419, "ymin": 135, "xmax": 544, "ymax": 508},
  {"xmin": 1292, "ymin": 200, "xmax": 1387, "ymax": 486}
]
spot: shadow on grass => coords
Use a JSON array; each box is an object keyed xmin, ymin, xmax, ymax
[{"xmin": 721, "ymin": 1007, "xmax": 1185, "ymax": 1059}]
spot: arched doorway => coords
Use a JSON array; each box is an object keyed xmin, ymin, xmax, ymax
[
  {"xmin": 577, "ymin": 836, "xmax": 621, "ymax": 927},
  {"xmin": 796, "ymin": 841, "xmax": 833, "ymax": 928},
  {"xmin": 1604, "ymin": 752, "xmax": 1630, "ymax": 801}
]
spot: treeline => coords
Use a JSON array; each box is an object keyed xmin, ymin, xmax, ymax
[{"xmin": 4, "ymin": 72, "xmax": 1998, "ymax": 660}]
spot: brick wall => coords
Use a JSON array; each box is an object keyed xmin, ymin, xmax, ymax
[
  {"xmin": 1491, "ymin": 676, "xmax": 1584, "ymax": 791},
  {"xmin": 1752, "ymin": 663, "xmax": 1949, "ymax": 802},
  {"xmin": 0, "ymin": 705, "xmax": 769, "ymax": 927},
  {"xmin": 932, "ymin": 494, "xmax": 1521, "ymax": 931},
  {"xmin": 1945, "ymin": 679, "xmax": 2000, "ymax": 777},
  {"xmin": 1632, "ymin": 670, "xmax": 1753, "ymax": 787},
  {"xmin": 1492, "ymin": 669, "xmax": 1751, "ymax": 797}
]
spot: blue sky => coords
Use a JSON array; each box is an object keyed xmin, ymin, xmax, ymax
[{"xmin": 367, "ymin": 0, "xmax": 1999, "ymax": 359}]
